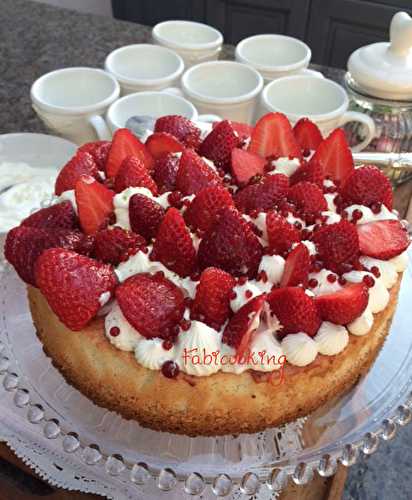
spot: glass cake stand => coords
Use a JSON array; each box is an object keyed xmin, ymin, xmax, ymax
[{"xmin": 0, "ymin": 247, "xmax": 412, "ymax": 498}]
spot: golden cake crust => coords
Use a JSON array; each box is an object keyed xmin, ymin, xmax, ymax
[{"xmin": 28, "ymin": 278, "xmax": 401, "ymax": 436}]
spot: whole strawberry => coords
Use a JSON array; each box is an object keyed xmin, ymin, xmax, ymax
[
  {"xmin": 151, "ymin": 208, "xmax": 196, "ymax": 277},
  {"xmin": 288, "ymin": 181, "xmax": 327, "ymax": 220},
  {"xmin": 129, "ymin": 194, "xmax": 165, "ymax": 241},
  {"xmin": 197, "ymin": 206, "xmax": 263, "ymax": 277},
  {"xmin": 94, "ymin": 227, "xmax": 145, "ymax": 265},
  {"xmin": 290, "ymin": 161, "xmax": 324, "ymax": 187},
  {"xmin": 191, "ymin": 267, "xmax": 235, "ymax": 329},
  {"xmin": 114, "ymin": 156, "xmax": 158, "ymax": 194},
  {"xmin": 312, "ymin": 220, "xmax": 359, "ymax": 272},
  {"xmin": 266, "ymin": 210, "xmax": 301, "ymax": 254},
  {"xmin": 5, "ymin": 226, "xmax": 91, "ymax": 286},
  {"xmin": 55, "ymin": 151, "xmax": 99, "ymax": 195},
  {"xmin": 154, "ymin": 115, "xmax": 201, "ymax": 149},
  {"xmin": 152, "ymin": 153, "xmax": 180, "ymax": 193},
  {"xmin": 79, "ymin": 140, "xmax": 111, "ymax": 171},
  {"xmin": 199, "ymin": 120, "xmax": 240, "ymax": 170},
  {"xmin": 184, "ymin": 185, "xmax": 234, "ymax": 232},
  {"xmin": 22, "ymin": 201, "xmax": 78, "ymax": 230},
  {"xmin": 116, "ymin": 273, "xmax": 185, "ymax": 339},
  {"xmin": 176, "ymin": 149, "xmax": 222, "ymax": 195},
  {"xmin": 267, "ymin": 287, "xmax": 321, "ymax": 337},
  {"xmin": 234, "ymin": 174, "xmax": 289, "ymax": 214},
  {"xmin": 341, "ymin": 165, "xmax": 393, "ymax": 210},
  {"xmin": 35, "ymin": 248, "xmax": 117, "ymax": 330}
]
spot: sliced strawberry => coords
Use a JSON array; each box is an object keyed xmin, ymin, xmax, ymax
[
  {"xmin": 341, "ymin": 165, "xmax": 393, "ymax": 210},
  {"xmin": 79, "ymin": 140, "xmax": 111, "ymax": 171},
  {"xmin": 199, "ymin": 120, "xmax": 240, "ymax": 170},
  {"xmin": 230, "ymin": 148, "xmax": 266, "ymax": 186},
  {"xmin": 234, "ymin": 174, "xmax": 289, "ymax": 214},
  {"xmin": 290, "ymin": 160, "xmax": 324, "ymax": 187},
  {"xmin": 288, "ymin": 181, "xmax": 327, "ymax": 219},
  {"xmin": 280, "ymin": 243, "xmax": 310, "ymax": 287},
  {"xmin": 309, "ymin": 128, "xmax": 354, "ymax": 185},
  {"xmin": 197, "ymin": 206, "xmax": 263, "ymax": 277},
  {"xmin": 293, "ymin": 118, "xmax": 323, "ymax": 151},
  {"xmin": 114, "ymin": 156, "xmax": 158, "ymax": 194},
  {"xmin": 151, "ymin": 208, "xmax": 196, "ymax": 277},
  {"xmin": 106, "ymin": 128, "xmax": 154, "ymax": 178},
  {"xmin": 266, "ymin": 210, "xmax": 301, "ymax": 254},
  {"xmin": 21, "ymin": 201, "xmax": 78, "ymax": 230},
  {"xmin": 154, "ymin": 115, "xmax": 201, "ymax": 149},
  {"xmin": 222, "ymin": 295, "xmax": 266, "ymax": 358},
  {"xmin": 267, "ymin": 287, "xmax": 321, "ymax": 337},
  {"xmin": 55, "ymin": 151, "xmax": 98, "ymax": 196},
  {"xmin": 315, "ymin": 283, "xmax": 369, "ymax": 325},
  {"xmin": 93, "ymin": 227, "xmax": 145, "ymax": 265},
  {"xmin": 116, "ymin": 273, "xmax": 184, "ymax": 339},
  {"xmin": 175, "ymin": 149, "xmax": 222, "ymax": 196},
  {"xmin": 357, "ymin": 220, "xmax": 410, "ymax": 260},
  {"xmin": 129, "ymin": 194, "xmax": 165, "ymax": 241},
  {"xmin": 248, "ymin": 112, "xmax": 301, "ymax": 159},
  {"xmin": 35, "ymin": 248, "xmax": 117, "ymax": 330},
  {"xmin": 313, "ymin": 220, "xmax": 360, "ymax": 272},
  {"xmin": 184, "ymin": 185, "xmax": 234, "ymax": 232},
  {"xmin": 75, "ymin": 175, "xmax": 114, "ymax": 235},
  {"xmin": 145, "ymin": 132, "xmax": 184, "ymax": 160},
  {"xmin": 191, "ymin": 267, "xmax": 235, "ymax": 329},
  {"xmin": 152, "ymin": 153, "xmax": 180, "ymax": 193}
]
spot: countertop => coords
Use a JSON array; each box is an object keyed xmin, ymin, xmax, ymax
[{"xmin": 1, "ymin": 0, "xmax": 411, "ymax": 499}]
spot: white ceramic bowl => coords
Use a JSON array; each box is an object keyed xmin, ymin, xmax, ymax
[
  {"xmin": 152, "ymin": 20, "xmax": 223, "ymax": 68},
  {"xmin": 235, "ymin": 34, "xmax": 311, "ymax": 81},
  {"xmin": 104, "ymin": 44, "xmax": 185, "ymax": 95}
]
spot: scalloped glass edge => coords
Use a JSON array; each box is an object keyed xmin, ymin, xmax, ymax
[{"xmin": 0, "ymin": 255, "xmax": 412, "ymax": 496}]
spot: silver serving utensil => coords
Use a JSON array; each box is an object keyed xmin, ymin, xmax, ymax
[{"xmin": 352, "ymin": 152, "xmax": 412, "ymax": 172}]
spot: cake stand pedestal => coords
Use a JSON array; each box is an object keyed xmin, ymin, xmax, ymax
[{"xmin": 0, "ymin": 246, "xmax": 411, "ymax": 499}]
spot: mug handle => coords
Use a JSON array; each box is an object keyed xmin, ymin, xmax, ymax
[
  {"xmin": 88, "ymin": 115, "xmax": 112, "ymax": 141},
  {"xmin": 337, "ymin": 111, "xmax": 376, "ymax": 153},
  {"xmin": 198, "ymin": 114, "xmax": 221, "ymax": 123}
]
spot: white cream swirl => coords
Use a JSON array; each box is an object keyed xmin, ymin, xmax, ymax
[
  {"xmin": 344, "ymin": 204, "xmax": 397, "ymax": 225},
  {"xmin": 390, "ymin": 251, "xmax": 409, "ymax": 272},
  {"xmin": 105, "ymin": 302, "xmax": 143, "ymax": 351},
  {"xmin": 135, "ymin": 338, "xmax": 175, "ymax": 370},
  {"xmin": 270, "ymin": 157, "xmax": 300, "ymax": 176},
  {"xmin": 360, "ymin": 256, "xmax": 398, "ymax": 289},
  {"xmin": 314, "ymin": 322, "xmax": 349, "ymax": 355},
  {"xmin": 308, "ymin": 269, "xmax": 342, "ymax": 296},
  {"xmin": 347, "ymin": 307, "xmax": 374, "ymax": 336},
  {"xmin": 258, "ymin": 255, "xmax": 285, "ymax": 285},
  {"xmin": 174, "ymin": 321, "xmax": 221, "ymax": 376},
  {"xmin": 281, "ymin": 333, "xmax": 318, "ymax": 367}
]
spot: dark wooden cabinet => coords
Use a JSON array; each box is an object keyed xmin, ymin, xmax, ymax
[{"xmin": 112, "ymin": 0, "xmax": 412, "ymax": 68}]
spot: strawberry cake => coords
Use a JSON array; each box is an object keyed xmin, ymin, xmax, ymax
[{"xmin": 5, "ymin": 113, "xmax": 409, "ymax": 436}]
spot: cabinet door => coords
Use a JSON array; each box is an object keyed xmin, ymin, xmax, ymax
[
  {"xmin": 112, "ymin": 0, "xmax": 207, "ymax": 25},
  {"xmin": 205, "ymin": 0, "xmax": 311, "ymax": 43},
  {"xmin": 306, "ymin": 0, "xmax": 412, "ymax": 68}
]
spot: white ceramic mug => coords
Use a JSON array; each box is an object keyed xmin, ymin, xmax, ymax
[
  {"xmin": 152, "ymin": 20, "xmax": 223, "ymax": 68},
  {"xmin": 260, "ymin": 75, "xmax": 376, "ymax": 151},
  {"xmin": 179, "ymin": 61, "xmax": 264, "ymax": 124},
  {"xmin": 90, "ymin": 91, "xmax": 221, "ymax": 140},
  {"xmin": 235, "ymin": 34, "xmax": 321, "ymax": 81},
  {"xmin": 30, "ymin": 67, "xmax": 120, "ymax": 145},
  {"xmin": 104, "ymin": 44, "xmax": 185, "ymax": 96}
]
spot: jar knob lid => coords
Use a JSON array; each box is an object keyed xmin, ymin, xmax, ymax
[{"xmin": 389, "ymin": 11, "xmax": 412, "ymax": 56}]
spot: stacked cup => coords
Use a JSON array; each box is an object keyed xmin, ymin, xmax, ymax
[{"xmin": 30, "ymin": 21, "xmax": 376, "ymax": 151}]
